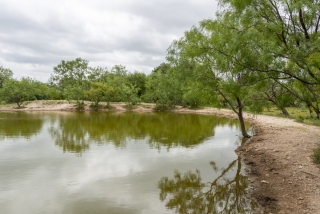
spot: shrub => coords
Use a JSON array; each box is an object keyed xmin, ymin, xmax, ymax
[
  {"xmin": 76, "ymin": 101, "xmax": 85, "ymax": 111},
  {"xmin": 89, "ymin": 103, "xmax": 101, "ymax": 111},
  {"xmin": 154, "ymin": 103, "xmax": 172, "ymax": 111},
  {"xmin": 295, "ymin": 115, "xmax": 304, "ymax": 122}
]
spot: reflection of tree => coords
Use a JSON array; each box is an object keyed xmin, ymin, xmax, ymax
[
  {"xmin": 0, "ymin": 112, "xmax": 43, "ymax": 139},
  {"xmin": 49, "ymin": 113, "xmax": 90, "ymax": 155},
  {"xmin": 158, "ymin": 157, "xmax": 256, "ymax": 214},
  {"xmin": 145, "ymin": 113, "xmax": 227, "ymax": 149},
  {"xmin": 49, "ymin": 112, "xmax": 246, "ymax": 154}
]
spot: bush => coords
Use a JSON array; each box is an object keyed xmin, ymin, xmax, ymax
[
  {"xmin": 76, "ymin": 101, "xmax": 85, "ymax": 111},
  {"xmin": 313, "ymin": 146, "xmax": 320, "ymax": 164},
  {"xmin": 154, "ymin": 103, "xmax": 172, "ymax": 111},
  {"xmin": 89, "ymin": 103, "xmax": 101, "ymax": 111}
]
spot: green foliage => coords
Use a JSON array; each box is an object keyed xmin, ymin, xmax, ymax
[
  {"xmin": 219, "ymin": 0, "xmax": 320, "ymax": 85},
  {"xmin": 144, "ymin": 69, "xmax": 183, "ymax": 109},
  {"xmin": 122, "ymin": 84, "xmax": 140, "ymax": 106},
  {"xmin": 182, "ymin": 90, "xmax": 203, "ymax": 108},
  {"xmin": 85, "ymin": 82, "xmax": 108, "ymax": 107},
  {"xmin": 151, "ymin": 63, "xmax": 171, "ymax": 74},
  {"xmin": 103, "ymin": 68, "xmax": 128, "ymax": 103},
  {"xmin": 0, "ymin": 66, "xmax": 13, "ymax": 88},
  {"xmin": 75, "ymin": 101, "xmax": 85, "ymax": 111},
  {"xmin": 182, "ymin": 85, "xmax": 214, "ymax": 109},
  {"xmin": 87, "ymin": 67, "xmax": 108, "ymax": 82},
  {"xmin": 0, "ymin": 77, "xmax": 40, "ymax": 107},
  {"xmin": 295, "ymin": 115, "xmax": 305, "ymax": 123},
  {"xmin": 126, "ymin": 72, "xmax": 147, "ymax": 97},
  {"xmin": 50, "ymin": 58, "xmax": 90, "ymax": 89},
  {"xmin": 46, "ymin": 86, "xmax": 64, "ymax": 100},
  {"xmin": 64, "ymin": 85, "xmax": 85, "ymax": 102},
  {"xmin": 165, "ymin": 12, "xmax": 265, "ymax": 137},
  {"xmin": 89, "ymin": 102, "xmax": 104, "ymax": 111},
  {"xmin": 313, "ymin": 146, "xmax": 320, "ymax": 164},
  {"xmin": 49, "ymin": 58, "xmax": 92, "ymax": 104},
  {"xmin": 154, "ymin": 104, "xmax": 173, "ymax": 111}
]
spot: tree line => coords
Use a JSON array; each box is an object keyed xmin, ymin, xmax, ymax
[
  {"xmin": 0, "ymin": 59, "xmax": 214, "ymax": 111},
  {"xmin": 1, "ymin": 0, "xmax": 320, "ymax": 137}
]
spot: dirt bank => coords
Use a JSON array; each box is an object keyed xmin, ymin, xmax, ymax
[
  {"xmin": 1, "ymin": 100, "xmax": 319, "ymax": 213},
  {"xmin": 237, "ymin": 117, "xmax": 320, "ymax": 214}
]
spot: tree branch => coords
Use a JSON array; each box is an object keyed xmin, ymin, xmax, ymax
[
  {"xmin": 217, "ymin": 89, "xmax": 239, "ymax": 115},
  {"xmin": 299, "ymin": 9, "xmax": 310, "ymax": 40}
]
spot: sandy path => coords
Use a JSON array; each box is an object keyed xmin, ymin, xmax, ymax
[{"xmin": 1, "ymin": 101, "xmax": 319, "ymax": 213}]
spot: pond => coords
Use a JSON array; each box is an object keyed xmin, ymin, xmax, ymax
[{"xmin": 0, "ymin": 111, "xmax": 257, "ymax": 214}]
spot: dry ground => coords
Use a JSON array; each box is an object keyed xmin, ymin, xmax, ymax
[{"xmin": 1, "ymin": 100, "xmax": 320, "ymax": 214}]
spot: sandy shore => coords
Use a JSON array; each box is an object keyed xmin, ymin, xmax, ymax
[{"xmin": 1, "ymin": 100, "xmax": 320, "ymax": 213}]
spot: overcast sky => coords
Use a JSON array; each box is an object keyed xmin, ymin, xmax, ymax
[{"xmin": 0, "ymin": 0, "xmax": 218, "ymax": 82}]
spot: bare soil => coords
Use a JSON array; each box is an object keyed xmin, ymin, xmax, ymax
[{"xmin": 1, "ymin": 101, "xmax": 320, "ymax": 214}]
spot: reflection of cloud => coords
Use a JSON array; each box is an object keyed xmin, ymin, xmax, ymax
[{"xmin": 63, "ymin": 144, "xmax": 145, "ymax": 192}]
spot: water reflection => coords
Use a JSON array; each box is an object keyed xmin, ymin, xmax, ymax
[
  {"xmin": 48, "ymin": 113, "xmax": 90, "ymax": 154},
  {"xmin": 0, "ymin": 112, "xmax": 255, "ymax": 214},
  {"xmin": 0, "ymin": 112, "xmax": 43, "ymax": 139},
  {"xmin": 158, "ymin": 157, "xmax": 256, "ymax": 214},
  {"xmin": 49, "ymin": 112, "xmax": 242, "ymax": 154}
]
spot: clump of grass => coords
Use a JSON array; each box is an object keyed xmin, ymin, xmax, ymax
[
  {"xmin": 313, "ymin": 146, "xmax": 320, "ymax": 164},
  {"xmin": 294, "ymin": 115, "xmax": 304, "ymax": 123}
]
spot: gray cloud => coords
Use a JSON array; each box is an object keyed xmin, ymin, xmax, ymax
[{"xmin": 0, "ymin": 0, "xmax": 218, "ymax": 82}]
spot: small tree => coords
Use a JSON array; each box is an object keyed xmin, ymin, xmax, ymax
[
  {"xmin": 49, "ymin": 58, "xmax": 91, "ymax": 108},
  {"xmin": 0, "ymin": 78, "xmax": 37, "ymax": 107},
  {"xmin": 144, "ymin": 71, "xmax": 183, "ymax": 110},
  {"xmin": 85, "ymin": 82, "xmax": 108, "ymax": 109}
]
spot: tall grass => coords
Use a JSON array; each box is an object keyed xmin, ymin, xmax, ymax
[{"xmin": 313, "ymin": 146, "xmax": 320, "ymax": 164}]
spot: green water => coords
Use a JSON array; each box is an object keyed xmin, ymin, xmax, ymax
[{"xmin": 0, "ymin": 111, "xmax": 256, "ymax": 214}]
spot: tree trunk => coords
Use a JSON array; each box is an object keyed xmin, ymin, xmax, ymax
[
  {"xmin": 268, "ymin": 98, "xmax": 290, "ymax": 117},
  {"xmin": 281, "ymin": 108, "xmax": 290, "ymax": 117},
  {"xmin": 15, "ymin": 98, "xmax": 22, "ymax": 107},
  {"xmin": 218, "ymin": 90, "xmax": 251, "ymax": 138},
  {"xmin": 236, "ymin": 97, "xmax": 251, "ymax": 138},
  {"xmin": 307, "ymin": 106, "xmax": 313, "ymax": 118}
]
